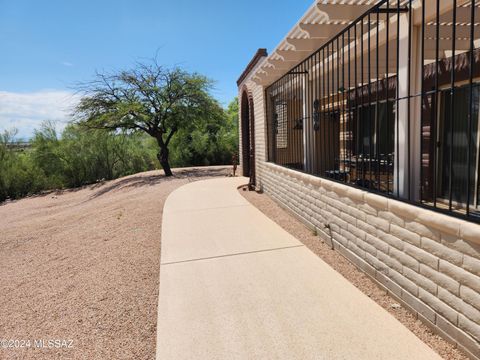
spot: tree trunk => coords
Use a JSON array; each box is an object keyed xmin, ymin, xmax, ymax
[{"xmin": 157, "ymin": 146, "xmax": 173, "ymax": 177}]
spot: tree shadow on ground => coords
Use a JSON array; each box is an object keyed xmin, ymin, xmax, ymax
[
  {"xmin": 0, "ymin": 167, "xmax": 233, "ymax": 206},
  {"xmin": 88, "ymin": 166, "xmax": 231, "ymax": 200}
]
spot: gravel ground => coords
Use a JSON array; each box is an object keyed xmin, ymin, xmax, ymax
[
  {"xmin": 0, "ymin": 166, "xmax": 229, "ymax": 360},
  {"xmin": 240, "ymin": 186, "xmax": 469, "ymax": 360}
]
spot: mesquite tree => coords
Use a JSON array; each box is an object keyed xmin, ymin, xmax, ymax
[{"xmin": 74, "ymin": 60, "xmax": 215, "ymax": 176}]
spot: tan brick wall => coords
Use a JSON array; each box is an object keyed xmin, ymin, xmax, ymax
[{"xmin": 255, "ymin": 161, "xmax": 480, "ymax": 359}]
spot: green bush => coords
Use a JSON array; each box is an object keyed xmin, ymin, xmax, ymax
[
  {"xmin": 0, "ymin": 97, "xmax": 238, "ymax": 201},
  {"xmin": 0, "ymin": 131, "xmax": 47, "ymax": 201},
  {"xmin": 169, "ymin": 97, "xmax": 238, "ymax": 167},
  {"xmin": 32, "ymin": 123, "xmax": 159, "ymax": 189}
]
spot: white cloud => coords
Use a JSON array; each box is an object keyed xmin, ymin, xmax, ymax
[
  {"xmin": 61, "ymin": 61, "xmax": 74, "ymax": 67},
  {"xmin": 0, "ymin": 90, "xmax": 81, "ymax": 140}
]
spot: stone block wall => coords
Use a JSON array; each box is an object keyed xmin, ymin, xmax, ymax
[{"xmin": 258, "ymin": 161, "xmax": 480, "ymax": 359}]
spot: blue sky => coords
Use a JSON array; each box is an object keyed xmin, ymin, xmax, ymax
[{"xmin": 0, "ymin": 0, "xmax": 312, "ymax": 139}]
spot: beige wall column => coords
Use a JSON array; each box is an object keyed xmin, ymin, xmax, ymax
[
  {"xmin": 410, "ymin": 25, "xmax": 422, "ymax": 201},
  {"xmin": 392, "ymin": 14, "xmax": 414, "ymax": 199}
]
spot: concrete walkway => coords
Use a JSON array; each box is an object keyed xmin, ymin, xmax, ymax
[{"xmin": 156, "ymin": 177, "xmax": 442, "ymax": 360}]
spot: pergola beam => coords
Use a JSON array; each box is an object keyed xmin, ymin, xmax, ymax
[
  {"xmin": 276, "ymin": 49, "xmax": 311, "ymax": 62},
  {"xmin": 286, "ymin": 37, "xmax": 327, "ymax": 51},
  {"xmin": 255, "ymin": 0, "xmax": 480, "ymax": 88},
  {"xmin": 252, "ymin": 77, "xmax": 270, "ymax": 86},
  {"xmin": 253, "ymin": 71, "xmax": 280, "ymax": 85},
  {"xmin": 299, "ymin": 23, "xmax": 349, "ymax": 38},
  {"xmin": 316, "ymin": 3, "xmax": 373, "ymax": 21},
  {"xmin": 414, "ymin": 4, "xmax": 480, "ymax": 27},
  {"xmin": 258, "ymin": 68, "xmax": 287, "ymax": 77},
  {"xmin": 413, "ymin": 0, "xmax": 452, "ymax": 25},
  {"xmin": 435, "ymin": 6, "xmax": 480, "ymax": 24},
  {"xmin": 425, "ymin": 24, "xmax": 480, "ymax": 39},
  {"xmin": 268, "ymin": 59, "xmax": 300, "ymax": 70}
]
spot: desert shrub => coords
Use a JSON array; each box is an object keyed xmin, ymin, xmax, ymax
[
  {"xmin": 32, "ymin": 122, "xmax": 158, "ymax": 188},
  {"xmin": 0, "ymin": 131, "xmax": 47, "ymax": 201},
  {"xmin": 0, "ymin": 96, "xmax": 238, "ymax": 201}
]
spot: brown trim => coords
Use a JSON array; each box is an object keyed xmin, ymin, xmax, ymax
[
  {"xmin": 236, "ymin": 48, "xmax": 268, "ymax": 87},
  {"xmin": 423, "ymin": 48, "xmax": 480, "ymax": 89},
  {"xmin": 248, "ymin": 95, "xmax": 256, "ymax": 188},
  {"xmin": 240, "ymin": 87, "xmax": 257, "ymax": 188},
  {"xmin": 241, "ymin": 91, "xmax": 251, "ymax": 177}
]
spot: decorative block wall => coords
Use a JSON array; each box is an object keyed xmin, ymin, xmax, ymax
[{"xmin": 257, "ymin": 161, "xmax": 480, "ymax": 359}]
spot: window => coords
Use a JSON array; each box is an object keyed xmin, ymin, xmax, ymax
[
  {"xmin": 349, "ymin": 100, "xmax": 395, "ymax": 192},
  {"xmin": 355, "ymin": 101, "xmax": 395, "ymax": 158},
  {"xmin": 437, "ymin": 84, "xmax": 480, "ymax": 210}
]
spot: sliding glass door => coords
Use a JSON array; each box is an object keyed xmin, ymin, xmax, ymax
[
  {"xmin": 437, "ymin": 84, "xmax": 480, "ymax": 211},
  {"xmin": 352, "ymin": 100, "xmax": 395, "ymax": 193}
]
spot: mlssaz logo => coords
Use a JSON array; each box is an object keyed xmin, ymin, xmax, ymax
[{"xmin": 34, "ymin": 339, "xmax": 74, "ymax": 349}]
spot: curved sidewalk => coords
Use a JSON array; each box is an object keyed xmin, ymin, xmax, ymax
[{"xmin": 156, "ymin": 177, "xmax": 441, "ymax": 360}]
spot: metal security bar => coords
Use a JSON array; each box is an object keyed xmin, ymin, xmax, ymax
[{"xmin": 266, "ymin": 0, "xmax": 480, "ymax": 222}]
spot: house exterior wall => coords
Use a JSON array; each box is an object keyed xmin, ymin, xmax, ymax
[
  {"xmin": 237, "ymin": 3, "xmax": 480, "ymax": 357},
  {"xmin": 239, "ymin": 76, "xmax": 480, "ymax": 359},
  {"xmin": 254, "ymin": 160, "xmax": 480, "ymax": 358}
]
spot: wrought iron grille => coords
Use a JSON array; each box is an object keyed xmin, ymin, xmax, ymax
[{"xmin": 266, "ymin": 0, "xmax": 480, "ymax": 222}]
